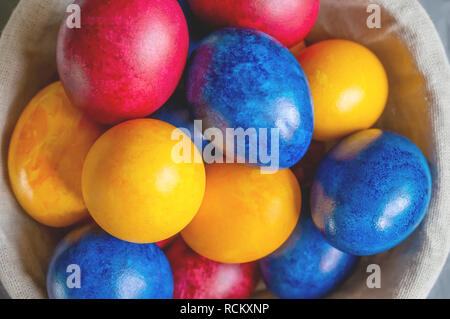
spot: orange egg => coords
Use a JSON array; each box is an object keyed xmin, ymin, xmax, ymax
[
  {"xmin": 82, "ymin": 119, "xmax": 206, "ymax": 243},
  {"xmin": 297, "ymin": 40, "xmax": 389, "ymax": 141},
  {"xmin": 181, "ymin": 163, "xmax": 301, "ymax": 263},
  {"xmin": 8, "ymin": 82, "xmax": 105, "ymax": 227}
]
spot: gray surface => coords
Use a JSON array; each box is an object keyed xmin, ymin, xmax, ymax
[{"xmin": 0, "ymin": 0, "xmax": 449, "ymax": 299}]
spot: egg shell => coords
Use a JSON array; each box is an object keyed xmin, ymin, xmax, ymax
[
  {"xmin": 8, "ymin": 82, "xmax": 104, "ymax": 227},
  {"xmin": 311, "ymin": 129, "xmax": 432, "ymax": 256},
  {"xmin": 57, "ymin": 0, "xmax": 189, "ymax": 124},
  {"xmin": 166, "ymin": 238, "xmax": 260, "ymax": 299},
  {"xmin": 187, "ymin": 28, "xmax": 314, "ymax": 169},
  {"xmin": 260, "ymin": 213, "xmax": 357, "ymax": 299},
  {"xmin": 297, "ymin": 40, "xmax": 389, "ymax": 141},
  {"xmin": 47, "ymin": 224, "xmax": 174, "ymax": 299},
  {"xmin": 181, "ymin": 163, "xmax": 301, "ymax": 263},
  {"xmin": 82, "ymin": 119, "xmax": 206, "ymax": 244},
  {"xmin": 187, "ymin": 0, "xmax": 320, "ymax": 47}
]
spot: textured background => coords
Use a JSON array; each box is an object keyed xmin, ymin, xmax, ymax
[{"xmin": 0, "ymin": 0, "xmax": 449, "ymax": 299}]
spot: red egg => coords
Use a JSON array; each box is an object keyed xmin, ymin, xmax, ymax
[
  {"xmin": 187, "ymin": 0, "xmax": 320, "ymax": 47},
  {"xmin": 57, "ymin": 0, "xmax": 189, "ymax": 125},
  {"xmin": 166, "ymin": 238, "xmax": 260, "ymax": 299}
]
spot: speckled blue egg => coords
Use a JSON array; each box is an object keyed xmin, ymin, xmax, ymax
[
  {"xmin": 47, "ymin": 224, "xmax": 174, "ymax": 299},
  {"xmin": 260, "ymin": 209, "xmax": 357, "ymax": 299},
  {"xmin": 186, "ymin": 27, "xmax": 314, "ymax": 169},
  {"xmin": 311, "ymin": 129, "xmax": 432, "ymax": 256}
]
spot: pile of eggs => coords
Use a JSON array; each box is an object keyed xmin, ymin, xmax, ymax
[{"xmin": 7, "ymin": 0, "xmax": 432, "ymax": 299}]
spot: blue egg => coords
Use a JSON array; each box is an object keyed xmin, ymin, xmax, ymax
[
  {"xmin": 311, "ymin": 129, "xmax": 432, "ymax": 256},
  {"xmin": 186, "ymin": 27, "xmax": 314, "ymax": 169},
  {"xmin": 260, "ymin": 210, "xmax": 357, "ymax": 299},
  {"xmin": 47, "ymin": 224, "xmax": 174, "ymax": 299}
]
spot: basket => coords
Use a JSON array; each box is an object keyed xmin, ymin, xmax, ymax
[{"xmin": 0, "ymin": 0, "xmax": 449, "ymax": 299}]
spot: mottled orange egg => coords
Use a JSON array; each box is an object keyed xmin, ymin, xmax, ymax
[
  {"xmin": 8, "ymin": 82, "xmax": 105, "ymax": 227},
  {"xmin": 297, "ymin": 40, "xmax": 389, "ymax": 141},
  {"xmin": 82, "ymin": 119, "xmax": 206, "ymax": 244},
  {"xmin": 182, "ymin": 163, "xmax": 301, "ymax": 264}
]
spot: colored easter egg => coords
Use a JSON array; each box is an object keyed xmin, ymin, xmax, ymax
[
  {"xmin": 8, "ymin": 82, "xmax": 104, "ymax": 227},
  {"xmin": 82, "ymin": 119, "xmax": 206, "ymax": 243},
  {"xmin": 311, "ymin": 129, "xmax": 432, "ymax": 256},
  {"xmin": 57, "ymin": 0, "xmax": 189, "ymax": 124},
  {"xmin": 181, "ymin": 163, "xmax": 301, "ymax": 263},
  {"xmin": 187, "ymin": 0, "xmax": 320, "ymax": 47},
  {"xmin": 260, "ymin": 213, "xmax": 357, "ymax": 299},
  {"xmin": 166, "ymin": 238, "xmax": 260, "ymax": 299},
  {"xmin": 297, "ymin": 40, "xmax": 388, "ymax": 141},
  {"xmin": 291, "ymin": 141, "xmax": 326, "ymax": 189},
  {"xmin": 47, "ymin": 224, "xmax": 173, "ymax": 299},
  {"xmin": 187, "ymin": 28, "xmax": 314, "ymax": 169}
]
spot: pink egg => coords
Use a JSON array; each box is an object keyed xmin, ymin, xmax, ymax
[
  {"xmin": 166, "ymin": 238, "xmax": 260, "ymax": 299},
  {"xmin": 57, "ymin": 0, "xmax": 189, "ymax": 125},
  {"xmin": 187, "ymin": 0, "xmax": 320, "ymax": 47}
]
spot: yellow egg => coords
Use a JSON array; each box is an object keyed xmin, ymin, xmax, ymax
[
  {"xmin": 82, "ymin": 119, "xmax": 206, "ymax": 243},
  {"xmin": 297, "ymin": 40, "xmax": 389, "ymax": 141},
  {"xmin": 181, "ymin": 163, "xmax": 301, "ymax": 263},
  {"xmin": 8, "ymin": 82, "xmax": 105, "ymax": 227}
]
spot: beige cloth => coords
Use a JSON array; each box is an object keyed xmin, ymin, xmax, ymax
[{"xmin": 0, "ymin": 0, "xmax": 449, "ymax": 299}]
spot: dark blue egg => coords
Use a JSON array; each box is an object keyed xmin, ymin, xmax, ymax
[
  {"xmin": 47, "ymin": 224, "xmax": 174, "ymax": 299},
  {"xmin": 311, "ymin": 129, "xmax": 432, "ymax": 256},
  {"xmin": 260, "ymin": 211, "xmax": 357, "ymax": 299},
  {"xmin": 186, "ymin": 27, "xmax": 314, "ymax": 169}
]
